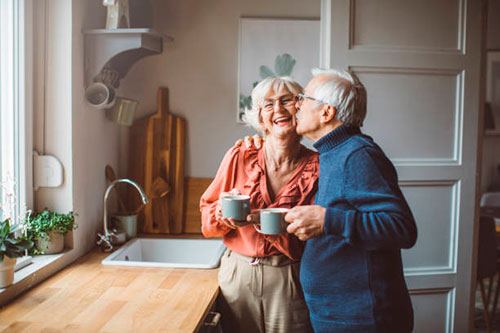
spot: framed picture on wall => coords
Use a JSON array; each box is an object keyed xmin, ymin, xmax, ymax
[
  {"xmin": 237, "ymin": 17, "xmax": 320, "ymax": 123},
  {"xmin": 487, "ymin": 51, "xmax": 500, "ymax": 129}
]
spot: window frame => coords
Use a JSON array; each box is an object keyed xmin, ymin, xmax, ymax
[{"xmin": 0, "ymin": 0, "xmax": 33, "ymax": 226}]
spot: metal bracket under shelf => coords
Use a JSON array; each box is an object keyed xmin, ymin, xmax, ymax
[{"xmin": 83, "ymin": 28, "xmax": 173, "ymax": 88}]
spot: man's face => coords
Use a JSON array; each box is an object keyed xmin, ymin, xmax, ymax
[{"xmin": 295, "ymin": 77, "xmax": 323, "ymax": 140}]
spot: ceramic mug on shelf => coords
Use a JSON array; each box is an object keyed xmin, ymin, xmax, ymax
[
  {"xmin": 254, "ymin": 208, "xmax": 289, "ymax": 235},
  {"xmin": 221, "ymin": 195, "xmax": 251, "ymax": 222},
  {"xmin": 85, "ymin": 82, "xmax": 116, "ymax": 109},
  {"xmin": 105, "ymin": 97, "xmax": 138, "ymax": 126}
]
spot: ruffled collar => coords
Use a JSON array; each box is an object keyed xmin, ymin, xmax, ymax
[{"xmin": 242, "ymin": 145, "xmax": 318, "ymax": 208}]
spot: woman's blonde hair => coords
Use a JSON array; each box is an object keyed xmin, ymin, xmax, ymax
[{"xmin": 242, "ymin": 76, "xmax": 303, "ymax": 133}]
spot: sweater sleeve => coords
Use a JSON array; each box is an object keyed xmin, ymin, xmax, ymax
[
  {"xmin": 200, "ymin": 145, "xmax": 242, "ymax": 237},
  {"xmin": 323, "ymin": 147, "xmax": 417, "ymax": 250}
]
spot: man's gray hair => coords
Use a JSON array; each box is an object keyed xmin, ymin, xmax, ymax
[
  {"xmin": 312, "ymin": 68, "xmax": 367, "ymax": 127},
  {"xmin": 242, "ymin": 76, "xmax": 303, "ymax": 133}
]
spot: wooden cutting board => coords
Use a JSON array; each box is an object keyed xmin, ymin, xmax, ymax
[
  {"xmin": 168, "ymin": 116, "xmax": 185, "ymax": 234},
  {"xmin": 128, "ymin": 87, "xmax": 186, "ymax": 234},
  {"xmin": 183, "ymin": 178, "xmax": 214, "ymax": 234}
]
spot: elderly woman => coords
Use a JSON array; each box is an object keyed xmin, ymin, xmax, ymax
[{"xmin": 200, "ymin": 76, "xmax": 318, "ymax": 333}]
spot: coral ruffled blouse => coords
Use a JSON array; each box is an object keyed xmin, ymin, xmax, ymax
[{"xmin": 200, "ymin": 144, "xmax": 319, "ymax": 260}]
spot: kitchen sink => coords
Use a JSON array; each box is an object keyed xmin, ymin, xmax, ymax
[{"xmin": 101, "ymin": 238, "xmax": 226, "ymax": 269}]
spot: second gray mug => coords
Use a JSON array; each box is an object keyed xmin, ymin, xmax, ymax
[{"xmin": 255, "ymin": 208, "xmax": 289, "ymax": 235}]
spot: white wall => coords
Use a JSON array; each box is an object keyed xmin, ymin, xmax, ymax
[
  {"xmin": 33, "ymin": 0, "xmax": 120, "ymax": 256},
  {"xmin": 71, "ymin": 0, "xmax": 120, "ymax": 253},
  {"xmin": 118, "ymin": 0, "xmax": 321, "ymax": 178}
]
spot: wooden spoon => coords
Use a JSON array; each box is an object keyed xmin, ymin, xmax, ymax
[
  {"xmin": 130, "ymin": 203, "xmax": 146, "ymax": 215},
  {"xmin": 150, "ymin": 177, "xmax": 171, "ymax": 199},
  {"xmin": 105, "ymin": 165, "xmax": 128, "ymax": 213},
  {"xmin": 128, "ymin": 177, "xmax": 168, "ymax": 215}
]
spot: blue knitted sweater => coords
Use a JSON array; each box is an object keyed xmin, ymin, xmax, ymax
[{"xmin": 301, "ymin": 126, "xmax": 417, "ymax": 333}]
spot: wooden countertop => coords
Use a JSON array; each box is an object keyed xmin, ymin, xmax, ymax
[{"xmin": 0, "ymin": 249, "xmax": 220, "ymax": 332}]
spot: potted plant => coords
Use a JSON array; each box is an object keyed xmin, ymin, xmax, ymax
[
  {"xmin": 0, "ymin": 219, "xmax": 34, "ymax": 288},
  {"xmin": 26, "ymin": 209, "xmax": 77, "ymax": 254}
]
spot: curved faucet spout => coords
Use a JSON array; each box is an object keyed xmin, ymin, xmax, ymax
[{"xmin": 101, "ymin": 178, "xmax": 148, "ymax": 250}]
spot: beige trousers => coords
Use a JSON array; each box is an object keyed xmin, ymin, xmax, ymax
[{"xmin": 217, "ymin": 249, "xmax": 313, "ymax": 333}]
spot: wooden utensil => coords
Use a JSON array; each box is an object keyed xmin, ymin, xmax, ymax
[
  {"xmin": 156, "ymin": 111, "xmax": 174, "ymax": 234},
  {"xmin": 128, "ymin": 114, "xmax": 149, "ymax": 233},
  {"xmin": 130, "ymin": 202, "xmax": 146, "ymax": 215},
  {"xmin": 105, "ymin": 165, "xmax": 128, "ymax": 213},
  {"xmin": 151, "ymin": 177, "xmax": 171, "ymax": 199}
]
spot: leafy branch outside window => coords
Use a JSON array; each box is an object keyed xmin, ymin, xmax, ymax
[{"xmin": 0, "ymin": 175, "xmax": 34, "ymax": 262}]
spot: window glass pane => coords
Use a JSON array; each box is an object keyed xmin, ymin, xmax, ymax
[
  {"xmin": 0, "ymin": 7, "xmax": 2, "ymax": 221},
  {"xmin": 0, "ymin": 0, "xmax": 23, "ymax": 225}
]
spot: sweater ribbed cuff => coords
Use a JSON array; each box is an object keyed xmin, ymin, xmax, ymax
[{"xmin": 323, "ymin": 207, "xmax": 345, "ymax": 236}]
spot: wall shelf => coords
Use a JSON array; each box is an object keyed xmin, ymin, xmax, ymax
[
  {"xmin": 83, "ymin": 28, "xmax": 172, "ymax": 87},
  {"xmin": 485, "ymin": 129, "xmax": 500, "ymax": 136}
]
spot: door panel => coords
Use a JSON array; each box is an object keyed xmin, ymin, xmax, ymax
[
  {"xmin": 401, "ymin": 182, "xmax": 458, "ymax": 272},
  {"xmin": 351, "ymin": 0, "xmax": 462, "ymax": 52},
  {"xmin": 412, "ymin": 289, "xmax": 454, "ymax": 333},
  {"xmin": 357, "ymin": 68, "xmax": 462, "ymax": 163}
]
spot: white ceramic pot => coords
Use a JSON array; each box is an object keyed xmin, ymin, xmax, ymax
[
  {"xmin": 36, "ymin": 230, "xmax": 64, "ymax": 254},
  {"xmin": 0, "ymin": 256, "xmax": 17, "ymax": 288}
]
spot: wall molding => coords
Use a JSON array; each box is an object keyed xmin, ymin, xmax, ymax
[{"xmin": 348, "ymin": 0, "xmax": 466, "ymax": 55}]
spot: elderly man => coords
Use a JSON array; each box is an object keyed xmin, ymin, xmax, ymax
[{"xmin": 284, "ymin": 68, "xmax": 417, "ymax": 332}]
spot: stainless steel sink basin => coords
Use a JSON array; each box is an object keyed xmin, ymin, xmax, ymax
[{"xmin": 101, "ymin": 238, "xmax": 226, "ymax": 269}]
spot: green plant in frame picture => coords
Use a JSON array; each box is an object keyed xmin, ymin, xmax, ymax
[
  {"xmin": 237, "ymin": 18, "xmax": 320, "ymax": 123},
  {"xmin": 239, "ymin": 53, "xmax": 297, "ymax": 118}
]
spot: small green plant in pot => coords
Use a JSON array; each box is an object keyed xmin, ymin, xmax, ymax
[
  {"xmin": 0, "ymin": 219, "xmax": 34, "ymax": 288},
  {"xmin": 26, "ymin": 209, "xmax": 77, "ymax": 255}
]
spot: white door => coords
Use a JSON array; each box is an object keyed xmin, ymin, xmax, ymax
[{"xmin": 320, "ymin": 0, "xmax": 482, "ymax": 331}]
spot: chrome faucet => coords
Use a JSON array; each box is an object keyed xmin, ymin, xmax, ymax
[{"xmin": 97, "ymin": 178, "xmax": 148, "ymax": 252}]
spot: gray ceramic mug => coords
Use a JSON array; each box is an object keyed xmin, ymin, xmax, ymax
[
  {"xmin": 255, "ymin": 208, "xmax": 289, "ymax": 235},
  {"xmin": 222, "ymin": 195, "xmax": 251, "ymax": 221}
]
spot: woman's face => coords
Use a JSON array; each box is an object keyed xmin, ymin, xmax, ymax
[{"xmin": 259, "ymin": 88, "xmax": 298, "ymax": 139}]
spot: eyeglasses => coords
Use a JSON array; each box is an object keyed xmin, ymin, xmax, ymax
[
  {"xmin": 260, "ymin": 95, "xmax": 297, "ymax": 112},
  {"xmin": 297, "ymin": 93, "xmax": 327, "ymax": 105}
]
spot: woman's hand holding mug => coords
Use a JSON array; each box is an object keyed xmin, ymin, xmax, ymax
[{"xmin": 217, "ymin": 189, "xmax": 253, "ymax": 229}]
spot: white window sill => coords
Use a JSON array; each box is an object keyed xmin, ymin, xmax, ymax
[
  {"xmin": 0, "ymin": 249, "xmax": 72, "ymax": 305},
  {"xmin": 14, "ymin": 256, "xmax": 33, "ymax": 271}
]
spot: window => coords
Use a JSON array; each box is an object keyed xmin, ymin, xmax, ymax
[{"xmin": 0, "ymin": 0, "xmax": 32, "ymax": 226}]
